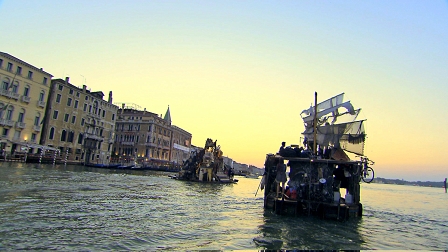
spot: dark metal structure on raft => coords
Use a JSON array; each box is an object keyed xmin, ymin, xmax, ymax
[{"xmin": 263, "ymin": 92, "xmax": 375, "ymax": 220}]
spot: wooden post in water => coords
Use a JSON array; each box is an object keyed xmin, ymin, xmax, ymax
[
  {"xmin": 39, "ymin": 148, "xmax": 44, "ymax": 164},
  {"xmin": 53, "ymin": 150, "xmax": 57, "ymax": 165},
  {"xmin": 313, "ymin": 92, "xmax": 318, "ymax": 156}
]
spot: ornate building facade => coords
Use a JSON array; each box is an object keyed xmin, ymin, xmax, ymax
[
  {"xmin": 0, "ymin": 52, "xmax": 52, "ymax": 155},
  {"xmin": 112, "ymin": 104, "xmax": 192, "ymax": 166},
  {"xmin": 40, "ymin": 78, "xmax": 118, "ymax": 164}
]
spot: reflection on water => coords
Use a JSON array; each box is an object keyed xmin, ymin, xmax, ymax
[{"xmin": 0, "ymin": 162, "xmax": 446, "ymax": 250}]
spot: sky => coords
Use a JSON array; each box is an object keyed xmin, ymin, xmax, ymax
[{"xmin": 1, "ymin": 0, "xmax": 447, "ymax": 181}]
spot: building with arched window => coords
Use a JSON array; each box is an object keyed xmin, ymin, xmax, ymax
[
  {"xmin": 40, "ymin": 77, "xmax": 118, "ymax": 164},
  {"xmin": 112, "ymin": 104, "xmax": 192, "ymax": 167},
  {"xmin": 0, "ymin": 52, "xmax": 52, "ymax": 156}
]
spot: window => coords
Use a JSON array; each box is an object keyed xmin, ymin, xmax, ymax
[
  {"xmin": 34, "ymin": 113, "xmax": 41, "ymax": 126},
  {"xmin": 13, "ymin": 130, "xmax": 21, "ymax": 140},
  {"xmin": 7, "ymin": 62, "xmax": 13, "ymax": 72},
  {"xmin": 16, "ymin": 66, "xmax": 22, "ymax": 75},
  {"xmin": 6, "ymin": 106, "xmax": 13, "ymax": 120},
  {"xmin": 31, "ymin": 133, "xmax": 36, "ymax": 142},
  {"xmin": 2, "ymin": 128, "xmax": 9, "ymax": 137},
  {"xmin": 43, "ymin": 77, "xmax": 48, "ymax": 85},
  {"xmin": 23, "ymin": 86, "xmax": 30, "ymax": 96},
  {"xmin": 53, "ymin": 110, "xmax": 59, "ymax": 119},
  {"xmin": 71, "ymin": 115, "xmax": 76, "ymax": 124},
  {"xmin": 39, "ymin": 91, "xmax": 45, "ymax": 101},
  {"xmin": 58, "ymin": 85, "xmax": 63, "ymax": 91},
  {"xmin": 78, "ymin": 133, "xmax": 83, "ymax": 144},
  {"xmin": 83, "ymin": 104, "xmax": 87, "ymax": 111},
  {"xmin": 81, "ymin": 118, "xmax": 85, "ymax": 126},
  {"xmin": 74, "ymin": 100, "xmax": 79, "ymax": 109},
  {"xmin": 61, "ymin": 130, "xmax": 67, "ymax": 141},
  {"xmin": 64, "ymin": 113, "xmax": 69, "ymax": 122},
  {"xmin": 49, "ymin": 127, "xmax": 55, "ymax": 140},
  {"xmin": 85, "ymin": 96, "xmax": 88, "ymax": 100},
  {"xmin": 56, "ymin": 94, "xmax": 61, "ymax": 103},
  {"xmin": 102, "ymin": 110, "xmax": 106, "ymax": 117},
  {"xmin": 69, "ymin": 89, "xmax": 73, "ymax": 95},
  {"xmin": 0, "ymin": 104, "xmax": 5, "ymax": 119},
  {"xmin": 76, "ymin": 92, "xmax": 80, "ymax": 97},
  {"xmin": 0, "ymin": 59, "xmax": 3, "ymax": 68},
  {"xmin": 27, "ymin": 71, "xmax": 33, "ymax": 79},
  {"xmin": 67, "ymin": 97, "xmax": 72, "ymax": 106},
  {"xmin": 112, "ymin": 114, "xmax": 115, "ymax": 121},
  {"xmin": 68, "ymin": 131, "xmax": 74, "ymax": 142},
  {"xmin": 89, "ymin": 105, "xmax": 92, "ymax": 113},
  {"xmin": 18, "ymin": 109, "xmax": 25, "ymax": 122},
  {"xmin": 11, "ymin": 82, "xmax": 18, "ymax": 93},
  {"xmin": 2, "ymin": 79, "xmax": 9, "ymax": 90}
]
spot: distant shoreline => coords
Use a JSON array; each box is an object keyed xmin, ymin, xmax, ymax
[{"xmin": 372, "ymin": 177, "xmax": 445, "ymax": 188}]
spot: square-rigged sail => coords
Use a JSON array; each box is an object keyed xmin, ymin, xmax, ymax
[{"xmin": 301, "ymin": 93, "xmax": 366, "ymax": 156}]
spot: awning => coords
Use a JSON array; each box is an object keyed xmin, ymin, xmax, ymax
[{"xmin": 10, "ymin": 141, "xmax": 59, "ymax": 151}]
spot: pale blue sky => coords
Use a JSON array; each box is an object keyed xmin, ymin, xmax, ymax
[{"xmin": 1, "ymin": 0, "xmax": 448, "ymax": 181}]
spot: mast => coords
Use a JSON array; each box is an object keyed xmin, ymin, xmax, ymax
[{"xmin": 313, "ymin": 92, "xmax": 317, "ymax": 155}]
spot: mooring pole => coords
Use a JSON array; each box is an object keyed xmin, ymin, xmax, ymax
[{"xmin": 313, "ymin": 92, "xmax": 318, "ymax": 156}]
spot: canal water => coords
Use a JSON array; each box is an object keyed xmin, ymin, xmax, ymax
[{"xmin": 0, "ymin": 162, "xmax": 447, "ymax": 250}]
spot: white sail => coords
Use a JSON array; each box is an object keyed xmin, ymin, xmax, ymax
[
  {"xmin": 300, "ymin": 93, "xmax": 345, "ymax": 117},
  {"xmin": 302, "ymin": 100, "xmax": 355, "ymax": 124},
  {"xmin": 301, "ymin": 93, "xmax": 366, "ymax": 156}
]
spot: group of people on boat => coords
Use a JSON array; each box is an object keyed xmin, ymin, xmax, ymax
[{"xmin": 264, "ymin": 140, "xmax": 353, "ymax": 202}]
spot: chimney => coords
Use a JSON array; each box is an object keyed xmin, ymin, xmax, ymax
[
  {"xmin": 65, "ymin": 77, "xmax": 70, "ymax": 84},
  {"xmin": 108, "ymin": 91, "xmax": 113, "ymax": 104},
  {"xmin": 83, "ymin": 85, "xmax": 86, "ymax": 92},
  {"xmin": 143, "ymin": 108, "xmax": 146, "ymax": 115},
  {"xmin": 121, "ymin": 103, "xmax": 125, "ymax": 114}
]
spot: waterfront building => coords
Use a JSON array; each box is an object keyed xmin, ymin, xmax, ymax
[
  {"xmin": 40, "ymin": 77, "xmax": 118, "ymax": 164},
  {"xmin": 0, "ymin": 52, "xmax": 53, "ymax": 156},
  {"xmin": 248, "ymin": 164, "xmax": 264, "ymax": 175},
  {"xmin": 223, "ymin": 156, "xmax": 233, "ymax": 169},
  {"xmin": 233, "ymin": 161, "xmax": 249, "ymax": 175},
  {"xmin": 112, "ymin": 104, "xmax": 192, "ymax": 166}
]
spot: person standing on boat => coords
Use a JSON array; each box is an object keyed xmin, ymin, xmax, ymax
[
  {"xmin": 279, "ymin": 142, "xmax": 286, "ymax": 155},
  {"xmin": 276, "ymin": 157, "xmax": 287, "ymax": 198},
  {"xmin": 444, "ymin": 178, "xmax": 447, "ymax": 193}
]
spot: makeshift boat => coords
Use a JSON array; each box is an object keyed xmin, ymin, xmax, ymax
[
  {"xmin": 172, "ymin": 138, "xmax": 238, "ymax": 184},
  {"xmin": 262, "ymin": 92, "xmax": 374, "ymax": 220}
]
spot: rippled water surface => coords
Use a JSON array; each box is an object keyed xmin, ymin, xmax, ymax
[{"xmin": 0, "ymin": 163, "xmax": 447, "ymax": 250}]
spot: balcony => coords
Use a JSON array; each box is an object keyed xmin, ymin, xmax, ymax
[
  {"xmin": 0, "ymin": 119, "xmax": 14, "ymax": 127},
  {"xmin": 37, "ymin": 101, "xmax": 46, "ymax": 108},
  {"xmin": 87, "ymin": 112, "xmax": 101, "ymax": 120},
  {"xmin": 145, "ymin": 142, "xmax": 157, "ymax": 147},
  {"xmin": 0, "ymin": 89, "xmax": 20, "ymax": 100},
  {"xmin": 121, "ymin": 141, "xmax": 135, "ymax": 146},
  {"xmin": 33, "ymin": 125, "xmax": 41, "ymax": 132},
  {"xmin": 21, "ymin": 95, "xmax": 31, "ymax": 103},
  {"xmin": 15, "ymin": 122, "xmax": 26, "ymax": 129},
  {"xmin": 84, "ymin": 132, "xmax": 103, "ymax": 141}
]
